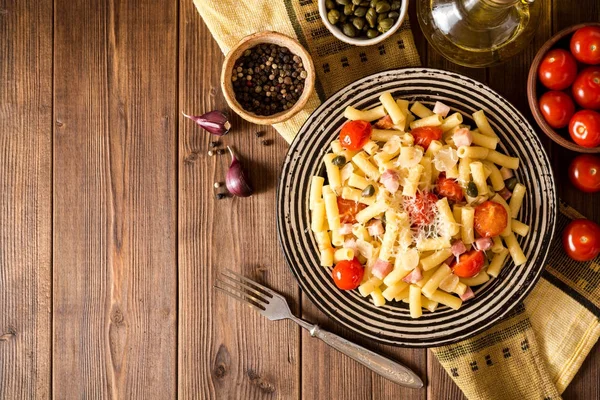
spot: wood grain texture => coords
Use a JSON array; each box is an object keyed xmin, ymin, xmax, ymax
[
  {"xmin": 53, "ymin": 0, "xmax": 177, "ymax": 397},
  {"xmin": 0, "ymin": 0, "xmax": 53, "ymax": 398},
  {"xmin": 177, "ymin": 4, "xmax": 301, "ymax": 399}
]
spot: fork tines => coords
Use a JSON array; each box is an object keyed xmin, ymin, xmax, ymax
[{"xmin": 214, "ymin": 269, "xmax": 273, "ymax": 312}]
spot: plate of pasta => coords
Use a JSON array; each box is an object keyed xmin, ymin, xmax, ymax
[{"xmin": 277, "ymin": 68, "xmax": 557, "ymax": 347}]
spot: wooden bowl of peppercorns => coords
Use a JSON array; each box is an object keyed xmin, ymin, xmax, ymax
[{"xmin": 221, "ymin": 31, "xmax": 316, "ymax": 125}]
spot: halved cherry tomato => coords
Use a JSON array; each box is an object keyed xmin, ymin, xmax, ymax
[
  {"xmin": 452, "ymin": 250, "xmax": 485, "ymax": 278},
  {"xmin": 538, "ymin": 49, "xmax": 578, "ymax": 90},
  {"xmin": 404, "ymin": 191, "xmax": 438, "ymax": 226},
  {"xmin": 474, "ymin": 201, "xmax": 508, "ymax": 238},
  {"xmin": 562, "ymin": 219, "xmax": 600, "ymax": 261},
  {"xmin": 332, "ymin": 258, "xmax": 365, "ymax": 290},
  {"xmin": 570, "ymin": 26, "xmax": 600, "ymax": 65},
  {"xmin": 572, "ymin": 67, "xmax": 600, "ymax": 110},
  {"xmin": 435, "ymin": 174, "xmax": 464, "ymax": 203},
  {"xmin": 569, "ymin": 110, "xmax": 600, "ymax": 148},
  {"xmin": 337, "ymin": 197, "xmax": 367, "ymax": 224},
  {"xmin": 538, "ymin": 90, "xmax": 575, "ymax": 129},
  {"xmin": 569, "ymin": 154, "xmax": 600, "ymax": 193},
  {"xmin": 410, "ymin": 126, "xmax": 443, "ymax": 150},
  {"xmin": 339, "ymin": 120, "xmax": 372, "ymax": 151}
]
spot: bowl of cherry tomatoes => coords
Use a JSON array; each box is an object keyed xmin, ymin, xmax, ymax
[{"xmin": 528, "ymin": 23, "xmax": 600, "ymax": 153}]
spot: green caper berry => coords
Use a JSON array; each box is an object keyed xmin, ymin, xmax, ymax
[
  {"xmin": 354, "ymin": 6, "xmax": 367, "ymax": 17},
  {"xmin": 388, "ymin": 11, "xmax": 399, "ymax": 19},
  {"xmin": 353, "ymin": 17, "xmax": 365, "ymax": 30},
  {"xmin": 362, "ymin": 185, "xmax": 375, "ymax": 197},
  {"xmin": 375, "ymin": 1, "xmax": 391, "ymax": 13},
  {"xmin": 390, "ymin": 0, "xmax": 401, "ymax": 10},
  {"xmin": 505, "ymin": 177, "xmax": 518, "ymax": 191},
  {"xmin": 332, "ymin": 155, "xmax": 347, "ymax": 166},
  {"xmin": 366, "ymin": 8, "xmax": 377, "ymax": 27},
  {"xmin": 327, "ymin": 9, "xmax": 341, "ymax": 25},
  {"xmin": 344, "ymin": 4, "xmax": 353, "ymax": 15},
  {"xmin": 336, "ymin": 0, "xmax": 351, "ymax": 4},
  {"xmin": 326, "ymin": 0, "xmax": 336, "ymax": 9},
  {"xmin": 352, "ymin": 0, "xmax": 362, "ymax": 4},
  {"xmin": 467, "ymin": 181, "xmax": 478, "ymax": 197},
  {"xmin": 342, "ymin": 23, "xmax": 357, "ymax": 37},
  {"xmin": 377, "ymin": 13, "xmax": 387, "ymax": 23},
  {"xmin": 366, "ymin": 28, "xmax": 379, "ymax": 38},
  {"xmin": 379, "ymin": 18, "xmax": 394, "ymax": 30}
]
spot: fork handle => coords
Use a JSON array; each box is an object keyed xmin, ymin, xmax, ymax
[{"xmin": 309, "ymin": 325, "xmax": 423, "ymax": 389}]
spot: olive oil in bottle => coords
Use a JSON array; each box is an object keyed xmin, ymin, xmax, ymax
[{"xmin": 417, "ymin": 0, "xmax": 541, "ymax": 67}]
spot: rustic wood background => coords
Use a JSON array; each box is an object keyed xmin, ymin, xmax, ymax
[{"xmin": 1, "ymin": 0, "xmax": 598, "ymax": 399}]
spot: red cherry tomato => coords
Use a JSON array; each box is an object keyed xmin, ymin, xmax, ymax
[
  {"xmin": 337, "ymin": 197, "xmax": 367, "ymax": 224},
  {"xmin": 572, "ymin": 67, "xmax": 600, "ymax": 110},
  {"xmin": 474, "ymin": 201, "xmax": 508, "ymax": 238},
  {"xmin": 562, "ymin": 219, "xmax": 600, "ymax": 261},
  {"xmin": 332, "ymin": 258, "xmax": 365, "ymax": 290},
  {"xmin": 538, "ymin": 49, "xmax": 578, "ymax": 90},
  {"xmin": 339, "ymin": 120, "xmax": 372, "ymax": 151},
  {"xmin": 404, "ymin": 191, "xmax": 438, "ymax": 226},
  {"xmin": 435, "ymin": 175, "xmax": 464, "ymax": 203},
  {"xmin": 538, "ymin": 90, "xmax": 576, "ymax": 129},
  {"xmin": 570, "ymin": 26, "xmax": 600, "ymax": 65},
  {"xmin": 569, "ymin": 110, "xmax": 600, "ymax": 148},
  {"xmin": 452, "ymin": 250, "xmax": 485, "ymax": 278},
  {"xmin": 569, "ymin": 154, "xmax": 600, "ymax": 193},
  {"xmin": 410, "ymin": 126, "xmax": 443, "ymax": 150}
]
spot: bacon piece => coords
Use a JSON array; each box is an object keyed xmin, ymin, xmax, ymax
[
  {"xmin": 460, "ymin": 286, "xmax": 475, "ymax": 301},
  {"xmin": 451, "ymin": 240, "xmax": 467, "ymax": 257},
  {"xmin": 444, "ymin": 254, "xmax": 456, "ymax": 266},
  {"xmin": 433, "ymin": 101, "xmax": 451, "ymax": 118},
  {"xmin": 339, "ymin": 223, "xmax": 353, "ymax": 235},
  {"xmin": 367, "ymin": 219, "xmax": 384, "ymax": 237},
  {"xmin": 498, "ymin": 187, "xmax": 512, "ymax": 200},
  {"xmin": 374, "ymin": 115, "xmax": 394, "ymax": 129},
  {"xmin": 500, "ymin": 167, "xmax": 514, "ymax": 180},
  {"xmin": 453, "ymin": 127, "xmax": 473, "ymax": 147},
  {"xmin": 402, "ymin": 266, "xmax": 423, "ymax": 284},
  {"xmin": 380, "ymin": 169, "xmax": 400, "ymax": 194},
  {"xmin": 474, "ymin": 237, "xmax": 493, "ymax": 251},
  {"xmin": 372, "ymin": 259, "xmax": 393, "ymax": 279}
]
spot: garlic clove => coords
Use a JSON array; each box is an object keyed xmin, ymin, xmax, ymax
[
  {"xmin": 182, "ymin": 110, "xmax": 231, "ymax": 136},
  {"xmin": 226, "ymin": 146, "xmax": 253, "ymax": 197}
]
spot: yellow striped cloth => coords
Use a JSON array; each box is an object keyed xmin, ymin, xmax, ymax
[{"xmin": 195, "ymin": 2, "xmax": 599, "ymax": 399}]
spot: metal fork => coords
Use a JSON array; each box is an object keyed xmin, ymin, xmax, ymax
[{"xmin": 215, "ymin": 269, "xmax": 423, "ymax": 389}]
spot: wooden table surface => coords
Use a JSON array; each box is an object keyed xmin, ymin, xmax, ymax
[{"xmin": 1, "ymin": 0, "xmax": 599, "ymax": 399}]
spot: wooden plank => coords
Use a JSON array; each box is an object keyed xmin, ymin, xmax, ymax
[
  {"xmin": 53, "ymin": 0, "xmax": 178, "ymax": 397},
  {"xmin": 177, "ymin": 5, "xmax": 301, "ymax": 399},
  {"xmin": 0, "ymin": 0, "xmax": 52, "ymax": 398}
]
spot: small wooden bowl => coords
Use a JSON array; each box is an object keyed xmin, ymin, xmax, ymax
[
  {"xmin": 527, "ymin": 22, "xmax": 600, "ymax": 153},
  {"xmin": 220, "ymin": 31, "xmax": 316, "ymax": 126}
]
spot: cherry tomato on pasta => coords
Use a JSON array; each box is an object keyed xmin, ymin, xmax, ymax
[
  {"xmin": 332, "ymin": 258, "xmax": 365, "ymax": 290},
  {"xmin": 410, "ymin": 126, "xmax": 443, "ymax": 150},
  {"xmin": 404, "ymin": 191, "xmax": 438, "ymax": 226},
  {"xmin": 474, "ymin": 201, "xmax": 508, "ymax": 238},
  {"xmin": 569, "ymin": 154, "xmax": 600, "ymax": 193},
  {"xmin": 337, "ymin": 197, "xmax": 367, "ymax": 224},
  {"xmin": 339, "ymin": 120, "xmax": 372, "ymax": 150},
  {"xmin": 562, "ymin": 219, "xmax": 600, "ymax": 261},
  {"xmin": 452, "ymin": 250, "xmax": 485, "ymax": 278},
  {"xmin": 538, "ymin": 49, "xmax": 578, "ymax": 90},
  {"xmin": 435, "ymin": 175, "xmax": 464, "ymax": 203}
]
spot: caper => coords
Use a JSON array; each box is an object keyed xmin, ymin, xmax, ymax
[
  {"xmin": 343, "ymin": 4, "xmax": 354, "ymax": 15},
  {"xmin": 366, "ymin": 28, "xmax": 379, "ymax": 38},
  {"xmin": 332, "ymin": 155, "xmax": 347, "ymax": 166},
  {"xmin": 377, "ymin": 13, "xmax": 387, "ymax": 23},
  {"xmin": 362, "ymin": 23, "xmax": 369, "ymax": 31},
  {"xmin": 366, "ymin": 8, "xmax": 377, "ymax": 27},
  {"xmin": 362, "ymin": 185, "xmax": 375, "ymax": 197},
  {"xmin": 360, "ymin": 0, "xmax": 370, "ymax": 5},
  {"xmin": 354, "ymin": 6, "xmax": 367, "ymax": 17},
  {"xmin": 505, "ymin": 177, "xmax": 518, "ymax": 191},
  {"xmin": 352, "ymin": 0, "xmax": 362, "ymax": 4},
  {"xmin": 390, "ymin": 0, "xmax": 401, "ymax": 10},
  {"xmin": 375, "ymin": 1, "xmax": 391, "ymax": 13},
  {"xmin": 388, "ymin": 11, "xmax": 399, "ymax": 19},
  {"xmin": 379, "ymin": 18, "xmax": 394, "ymax": 30},
  {"xmin": 467, "ymin": 181, "xmax": 478, "ymax": 197},
  {"xmin": 326, "ymin": 0, "xmax": 336, "ymax": 9},
  {"xmin": 327, "ymin": 9, "xmax": 341, "ymax": 25},
  {"xmin": 339, "ymin": 14, "xmax": 347, "ymax": 23},
  {"xmin": 342, "ymin": 23, "xmax": 357, "ymax": 37},
  {"xmin": 353, "ymin": 17, "xmax": 366, "ymax": 30},
  {"xmin": 335, "ymin": 0, "xmax": 351, "ymax": 4},
  {"xmin": 370, "ymin": 0, "xmax": 378, "ymax": 7}
]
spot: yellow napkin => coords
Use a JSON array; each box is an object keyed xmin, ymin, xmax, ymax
[
  {"xmin": 195, "ymin": 2, "xmax": 599, "ymax": 399},
  {"xmin": 194, "ymin": 0, "xmax": 420, "ymax": 143},
  {"xmin": 432, "ymin": 202, "xmax": 600, "ymax": 400}
]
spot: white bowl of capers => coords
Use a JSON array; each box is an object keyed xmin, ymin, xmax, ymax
[{"xmin": 318, "ymin": 0, "xmax": 407, "ymax": 46}]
